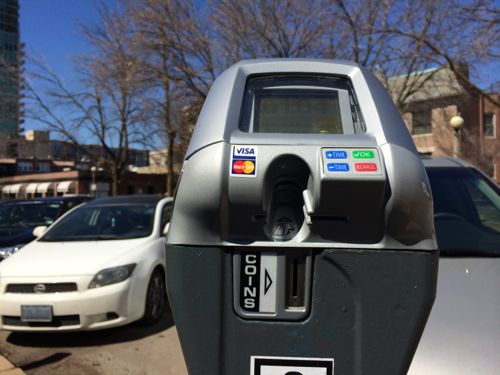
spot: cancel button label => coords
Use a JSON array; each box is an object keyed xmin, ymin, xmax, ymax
[{"xmin": 355, "ymin": 163, "xmax": 378, "ymax": 172}]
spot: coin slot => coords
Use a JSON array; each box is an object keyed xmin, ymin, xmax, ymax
[{"xmin": 285, "ymin": 254, "xmax": 306, "ymax": 309}]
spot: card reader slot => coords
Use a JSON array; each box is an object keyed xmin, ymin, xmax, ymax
[{"xmin": 311, "ymin": 216, "xmax": 350, "ymax": 223}]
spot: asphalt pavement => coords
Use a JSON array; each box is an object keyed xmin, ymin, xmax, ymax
[{"xmin": 0, "ymin": 306, "xmax": 187, "ymax": 375}]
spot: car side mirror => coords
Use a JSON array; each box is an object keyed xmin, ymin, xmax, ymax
[
  {"xmin": 33, "ymin": 226, "xmax": 48, "ymax": 238},
  {"xmin": 163, "ymin": 222, "xmax": 170, "ymax": 236}
]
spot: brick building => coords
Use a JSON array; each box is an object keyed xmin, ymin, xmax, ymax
[
  {"xmin": 0, "ymin": 130, "xmax": 168, "ymax": 197},
  {"xmin": 0, "ymin": 169, "xmax": 167, "ymax": 199},
  {"xmin": 388, "ymin": 67, "xmax": 499, "ymax": 183},
  {"xmin": 480, "ymin": 94, "xmax": 499, "ymax": 180},
  {"xmin": 0, "ymin": 130, "xmax": 149, "ymax": 177}
]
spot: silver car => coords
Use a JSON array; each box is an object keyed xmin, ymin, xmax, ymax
[{"xmin": 409, "ymin": 157, "xmax": 500, "ymax": 374}]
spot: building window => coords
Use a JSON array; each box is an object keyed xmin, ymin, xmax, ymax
[
  {"xmin": 484, "ymin": 113, "xmax": 495, "ymax": 137},
  {"xmin": 7, "ymin": 142, "xmax": 17, "ymax": 157},
  {"xmin": 36, "ymin": 163, "xmax": 51, "ymax": 172},
  {"xmin": 412, "ymin": 111, "xmax": 432, "ymax": 135},
  {"xmin": 17, "ymin": 161, "xmax": 33, "ymax": 172}
]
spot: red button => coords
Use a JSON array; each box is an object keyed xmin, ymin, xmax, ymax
[{"xmin": 355, "ymin": 163, "xmax": 377, "ymax": 172}]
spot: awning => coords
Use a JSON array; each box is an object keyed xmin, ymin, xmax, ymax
[
  {"xmin": 9, "ymin": 184, "xmax": 24, "ymax": 194},
  {"xmin": 56, "ymin": 181, "xmax": 75, "ymax": 193},
  {"xmin": 25, "ymin": 183, "xmax": 39, "ymax": 194},
  {"xmin": 36, "ymin": 182, "xmax": 53, "ymax": 193},
  {"xmin": 2, "ymin": 185, "xmax": 10, "ymax": 194}
]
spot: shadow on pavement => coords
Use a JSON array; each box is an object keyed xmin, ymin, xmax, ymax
[
  {"xmin": 20, "ymin": 352, "xmax": 71, "ymax": 371},
  {"xmin": 6, "ymin": 299, "xmax": 175, "ymax": 348}
]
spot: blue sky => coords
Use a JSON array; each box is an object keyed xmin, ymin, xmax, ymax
[
  {"xmin": 21, "ymin": 0, "xmax": 117, "ymax": 88},
  {"xmin": 20, "ymin": 0, "xmax": 119, "ymax": 133}
]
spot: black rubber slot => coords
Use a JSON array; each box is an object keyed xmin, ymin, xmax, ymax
[{"xmin": 285, "ymin": 254, "xmax": 306, "ymax": 308}]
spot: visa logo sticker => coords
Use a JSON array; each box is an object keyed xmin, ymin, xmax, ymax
[
  {"xmin": 231, "ymin": 145, "xmax": 257, "ymax": 177},
  {"xmin": 233, "ymin": 147, "xmax": 257, "ymax": 157}
]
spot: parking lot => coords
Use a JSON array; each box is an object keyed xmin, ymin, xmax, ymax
[{"xmin": 0, "ymin": 306, "xmax": 187, "ymax": 375}]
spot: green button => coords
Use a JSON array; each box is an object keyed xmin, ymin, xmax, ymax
[{"xmin": 352, "ymin": 150, "xmax": 374, "ymax": 159}]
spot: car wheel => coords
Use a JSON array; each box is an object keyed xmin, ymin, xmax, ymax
[{"xmin": 139, "ymin": 269, "xmax": 166, "ymax": 326}]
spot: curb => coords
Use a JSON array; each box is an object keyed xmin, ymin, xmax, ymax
[{"xmin": 0, "ymin": 355, "xmax": 25, "ymax": 375}]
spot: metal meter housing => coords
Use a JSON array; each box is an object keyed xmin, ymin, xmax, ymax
[{"xmin": 166, "ymin": 59, "xmax": 438, "ymax": 375}]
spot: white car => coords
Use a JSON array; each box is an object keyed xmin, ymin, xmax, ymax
[{"xmin": 0, "ymin": 195, "xmax": 173, "ymax": 331}]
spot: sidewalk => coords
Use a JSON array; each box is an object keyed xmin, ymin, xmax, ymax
[{"xmin": 0, "ymin": 354, "xmax": 25, "ymax": 375}]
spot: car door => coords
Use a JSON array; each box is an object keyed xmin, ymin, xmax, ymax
[{"xmin": 409, "ymin": 166, "xmax": 500, "ymax": 375}]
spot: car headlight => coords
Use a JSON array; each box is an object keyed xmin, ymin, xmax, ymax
[
  {"xmin": 88, "ymin": 264, "xmax": 136, "ymax": 289},
  {"xmin": 0, "ymin": 244, "xmax": 25, "ymax": 260}
]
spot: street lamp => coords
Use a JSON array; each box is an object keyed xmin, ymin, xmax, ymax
[
  {"xmin": 90, "ymin": 166, "xmax": 97, "ymax": 197},
  {"xmin": 450, "ymin": 115, "xmax": 464, "ymax": 158}
]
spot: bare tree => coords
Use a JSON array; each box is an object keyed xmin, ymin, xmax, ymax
[
  {"xmin": 365, "ymin": 0, "xmax": 500, "ymax": 108},
  {"xmin": 125, "ymin": 0, "xmax": 215, "ymax": 196},
  {"xmin": 25, "ymin": 3, "xmax": 151, "ymax": 195},
  {"xmin": 210, "ymin": 0, "xmax": 500, "ymax": 110},
  {"xmin": 210, "ymin": 0, "xmax": 334, "ymax": 59},
  {"xmin": 119, "ymin": 0, "xmax": 499, "ymax": 190}
]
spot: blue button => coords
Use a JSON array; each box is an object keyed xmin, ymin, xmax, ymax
[
  {"xmin": 325, "ymin": 150, "xmax": 347, "ymax": 159},
  {"xmin": 327, "ymin": 163, "xmax": 350, "ymax": 172}
]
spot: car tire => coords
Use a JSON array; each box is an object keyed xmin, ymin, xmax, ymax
[{"xmin": 139, "ymin": 268, "xmax": 166, "ymax": 326}]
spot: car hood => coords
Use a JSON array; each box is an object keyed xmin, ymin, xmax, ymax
[
  {"xmin": 0, "ymin": 238, "xmax": 151, "ymax": 277},
  {"xmin": 0, "ymin": 227, "xmax": 34, "ymax": 247},
  {"xmin": 409, "ymin": 257, "xmax": 500, "ymax": 375}
]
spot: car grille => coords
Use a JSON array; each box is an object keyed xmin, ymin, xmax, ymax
[
  {"xmin": 5, "ymin": 283, "xmax": 78, "ymax": 294},
  {"xmin": 2, "ymin": 315, "xmax": 80, "ymax": 327}
]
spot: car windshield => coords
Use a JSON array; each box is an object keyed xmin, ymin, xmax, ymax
[
  {"xmin": 40, "ymin": 203, "xmax": 156, "ymax": 241},
  {"xmin": 426, "ymin": 166, "xmax": 500, "ymax": 257},
  {"xmin": 0, "ymin": 202, "xmax": 63, "ymax": 228}
]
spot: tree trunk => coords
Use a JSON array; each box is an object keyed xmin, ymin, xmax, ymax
[{"xmin": 111, "ymin": 164, "xmax": 119, "ymax": 196}]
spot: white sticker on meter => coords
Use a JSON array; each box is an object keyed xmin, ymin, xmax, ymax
[
  {"xmin": 259, "ymin": 254, "xmax": 277, "ymax": 313},
  {"xmin": 231, "ymin": 145, "xmax": 258, "ymax": 177},
  {"xmin": 251, "ymin": 356, "xmax": 334, "ymax": 375},
  {"xmin": 240, "ymin": 253, "xmax": 278, "ymax": 313}
]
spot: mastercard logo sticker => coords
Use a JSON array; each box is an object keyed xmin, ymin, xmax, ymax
[{"xmin": 233, "ymin": 160, "xmax": 255, "ymax": 174}]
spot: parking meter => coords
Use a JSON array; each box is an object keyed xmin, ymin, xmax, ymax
[{"xmin": 166, "ymin": 59, "xmax": 438, "ymax": 375}]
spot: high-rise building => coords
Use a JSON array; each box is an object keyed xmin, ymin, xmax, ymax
[{"xmin": 0, "ymin": 0, "xmax": 20, "ymax": 137}]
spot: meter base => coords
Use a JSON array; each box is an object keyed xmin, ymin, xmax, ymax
[{"xmin": 166, "ymin": 245, "xmax": 438, "ymax": 375}]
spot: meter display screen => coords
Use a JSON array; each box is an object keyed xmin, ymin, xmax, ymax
[
  {"xmin": 239, "ymin": 75, "xmax": 365, "ymax": 134},
  {"xmin": 254, "ymin": 90, "xmax": 343, "ymax": 134}
]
